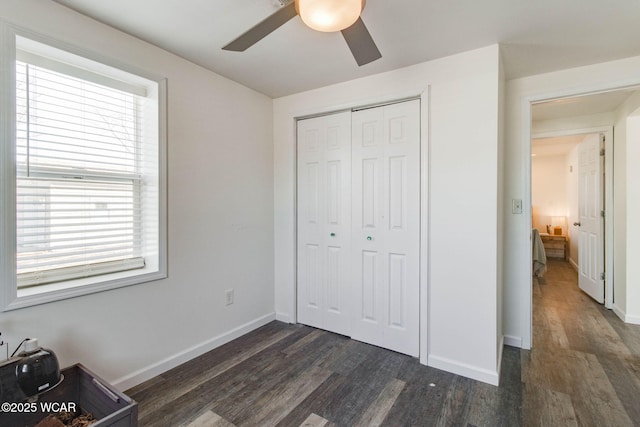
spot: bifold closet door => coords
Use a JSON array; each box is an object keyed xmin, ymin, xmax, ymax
[
  {"xmin": 297, "ymin": 111, "xmax": 352, "ymax": 336},
  {"xmin": 351, "ymin": 100, "xmax": 420, "ymax": 357}
]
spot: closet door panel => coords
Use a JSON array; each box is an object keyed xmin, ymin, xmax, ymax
[
  {"xmin": 352, "ymin": 106, "xmax": 385, "ymax": 344},
  {"xmin": 297, "ymin": 112, "xmax": 352, "ymax": 336},
  {"xmin": 352, "ymin": 100, "xmax": 420, "ymax": 356},
  {"xmin": 384, "ymin": 100, "xmax": 420, "ymax": 355}
]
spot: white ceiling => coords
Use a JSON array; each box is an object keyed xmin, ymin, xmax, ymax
[
  {"xmin": 51, "ymin": 0, "xmax": 640, "ymax": 98},
  {"xmin": 532, "ymin": 89, "xmax": 638, "ymax": 122},
  {"xmin": 532, "ymin": 135, "xmax": 585, "ymax": 157},
  {"xmin": 531, "ymin": 87, "xmax": 640, "ymax": 157}
]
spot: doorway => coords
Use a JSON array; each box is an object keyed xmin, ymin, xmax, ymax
[
  {"xmin": 527, "ymin": 86, "xmax": 640, "ymax": 346},
  {"xmin": 531, "ymin": 128, "xmax": 611, "ymax": 305}
]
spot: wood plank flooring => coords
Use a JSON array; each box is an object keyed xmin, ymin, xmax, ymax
[
  {"xmin": 525, "ymin": 259, "xmax": 640, "ymax": 427},
  {"xmin": 127, "ymin": 259, "xmax": 640, "ymax": 426}
]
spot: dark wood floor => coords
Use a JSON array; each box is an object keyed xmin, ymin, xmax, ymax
[
  {"xmin": 526, "ymin": 259, "xmax": 640, "ymax": 426},
  {"xmin": 127, "ymin": 259, "xmax": 640, "ymax": 427}
]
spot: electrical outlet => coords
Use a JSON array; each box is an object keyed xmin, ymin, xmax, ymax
[{"xmin": 225, "ymin": 289, "xmax": 234, "ymax": 306}]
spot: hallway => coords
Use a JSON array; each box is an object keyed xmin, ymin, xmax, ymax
[{"xmin": 525, "ymin": 259, "xmax": 640, "ymax": 426}]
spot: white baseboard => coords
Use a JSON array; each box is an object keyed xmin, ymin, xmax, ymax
[
  {"xmin": 568, "ymin": 258, "xmax": 578, "ymax": 271},
  {"xmin": 503, "ymin": 335, "xmax": 523, "ymax": 348},
  {"xmin": 275, "ymin": 311, "xmax": 292, "ymax": 323},
  {"xmin": 112, "ymin": 312, "xmax": 276, "ymax": 391},
  {"xmin": 611, "ymin": 304, "xmax": 640, "ymax": 325},
  {"xmin": 626, "ymin": 315, "xmax": 640, "ymax": 325},
  {"xmin": 613, "ymin": 304, "xmax": 626, "ymax": 322},
  {"xmin": 428, "ymin": 354, "xmax": 499, "ymax": 386}
]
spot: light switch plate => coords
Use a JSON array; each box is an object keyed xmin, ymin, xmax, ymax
[{"xmin": 512, "ymin": 199, "xmax": 523, "ymax": 214}]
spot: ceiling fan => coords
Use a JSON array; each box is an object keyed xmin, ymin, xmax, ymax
[{"xmin": 223, "ymin": 0, "xmax": 381, "ymax": 66}]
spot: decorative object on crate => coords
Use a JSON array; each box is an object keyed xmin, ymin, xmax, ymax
[
  {"xmin": 0, "ymin": 338, "xmax": 63, "ymax": 403},
  {"xmin": 15, "ymin": 338, "xmax": 63, "ymax": 397},
  {"xmin": 35, "ymin": 411, "xmax": 96, "ymax": 427},
  {"xmin": 33, "ymin": 416, "xmax": 64, "ymax": 427}
]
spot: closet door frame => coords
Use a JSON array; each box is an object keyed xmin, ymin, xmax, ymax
[{"xmin": 292, "ymin": 89, "xmax": 430, "ymax": 364}]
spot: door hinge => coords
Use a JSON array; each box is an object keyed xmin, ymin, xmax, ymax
[
  {"xmin": 600, "ymin": 272, "xmax": 606, "ymax": 281},
  {"xmin": 601, "ymin": 210, "xmax": 605, "ymax": 218},
  {"xmin": 600, "ymin": 148, "xmax": 605, "ymax": 156}
]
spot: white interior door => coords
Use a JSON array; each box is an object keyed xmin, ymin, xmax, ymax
[
  {"xmin": 297, "ymin": 112, "xmax": 352, "ymax": 336},
  {"xmin": 350, "ymin": 100, "xmax": 420, "ymax": 356},
  {"xmin": 578, "ymin": 133, "xmax": 604, "ymax": 303}
]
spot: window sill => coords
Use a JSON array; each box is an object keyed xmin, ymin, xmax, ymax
[{"xmin": 2, "ymin": 266, "xmax": 166, "ymax": 312}]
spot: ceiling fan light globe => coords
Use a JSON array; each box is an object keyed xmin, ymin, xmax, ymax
[{"xmin": 296, "ymin": 0, "xmax": 363, "ymax": 32}]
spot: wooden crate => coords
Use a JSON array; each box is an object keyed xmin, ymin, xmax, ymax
[{"xmin": 0, "ymin": 363, "xmax": 137, "ymax": 427}]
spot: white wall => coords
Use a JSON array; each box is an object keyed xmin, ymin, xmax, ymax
[
  {"xmin": 274, "ymin": 45, "xmax": 502, "ymax": 384},
  {"xmin": 0, "ymin": 0, "xmax": 274, "ymax": 389},
  {"xmin": 531, "ymin": 154, "xmax": 569, "ymax": 233},
  {"xmin": 613, "ymin": 105, "xmax": 628, "ymax": 317},
  {"xmin": 504, "ymin": 55, "xmax": 640, "ymax": 347},
  {"xmin": 566, "ymin": 144, "xmax": 579, "ymax": 265},
  {"xmin": 612, "ymin": 91, "xmax": 640, "ymax": 323},
  {"xmin": 626, "ymin": 113, "xmax": 640, "ymax": 323},
  {"xmin": 497, "ymin": 53, "xmax": 506, "ymax": 365}
]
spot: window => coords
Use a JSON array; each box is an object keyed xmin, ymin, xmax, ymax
[{"xmin": 1, "ymin": 24, "xmax": 166, "ymax": 310}]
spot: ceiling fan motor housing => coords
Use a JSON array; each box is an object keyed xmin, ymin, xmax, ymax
[
  {"xmin": 223, "ymin": 0, "xmax": 380, "ymax": 66},
  {"xmin": 295, "ymin": 0, "xmax": 365, "ymax": 32}
]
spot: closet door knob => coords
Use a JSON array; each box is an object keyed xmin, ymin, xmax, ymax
[{"xmin": 573, "ymin": 222, "xmax": 581, "ymax": 227}]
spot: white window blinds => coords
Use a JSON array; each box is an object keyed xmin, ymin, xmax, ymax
[{"xmin": 15, "ymin": 58, "xmax": 145, "ymax": 288}]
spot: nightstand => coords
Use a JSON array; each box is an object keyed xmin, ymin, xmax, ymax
[{"xmin": 541, "ymin": 234, "xmax": 567, "ymax": 259}]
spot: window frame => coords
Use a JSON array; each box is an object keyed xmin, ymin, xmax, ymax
[{"xmin": 0, "ymin": 21, "xmax": 167, "ymax": 311}]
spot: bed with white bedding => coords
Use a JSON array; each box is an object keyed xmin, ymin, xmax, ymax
[{"xmin": 532, "ymin": 228, "xmax": 547, "ymax": 278}]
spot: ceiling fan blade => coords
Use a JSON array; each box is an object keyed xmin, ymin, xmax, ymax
[
  {"xmin": 341, "ymin": 18, "xmax": 382, "ymax": 66},
  {"xmin": 223, "ymin": 2, "xmax": 297, "ymax": 52}
]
